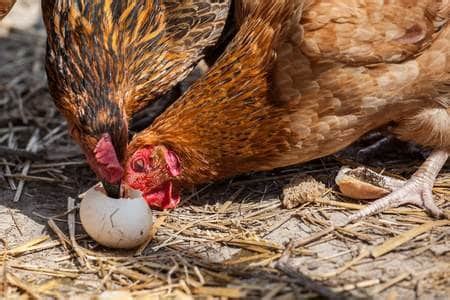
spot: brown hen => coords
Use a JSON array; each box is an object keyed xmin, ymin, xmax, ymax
[
  {"xmin": 125, "ymin": 0, "xmax": 449, "ymax": 221},
  {"xmin": 41, "ymin": 0, "xmax": 230, "ymax": 197},
  {"xmin": 0, "ymin": 0, "xmax": 15, "ymax": 19}
]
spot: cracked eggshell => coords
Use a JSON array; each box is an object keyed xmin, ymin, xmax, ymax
[{"xmin": 79, "ymin": 183, "xmax": 153, "ymax": 249}]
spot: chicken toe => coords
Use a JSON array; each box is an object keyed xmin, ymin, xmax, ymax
[{"xmin": 343, "ymin": 150, "xmax": 449, "ymax": 222}]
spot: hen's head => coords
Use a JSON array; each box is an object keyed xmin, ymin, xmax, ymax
[{"xmin": 125, "ymin": 145, "xmax": 181, "ymax": 210}]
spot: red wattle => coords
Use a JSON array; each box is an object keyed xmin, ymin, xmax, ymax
[{"xmin": 143, "ymin": 182, "xmax": 180, "ymax": 210}]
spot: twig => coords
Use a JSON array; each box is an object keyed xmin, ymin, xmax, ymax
[
  {"xmin": 1, "ymin": 239, "xmax": 8, "ymax": 298},
  {"xmin": 31, "ymin": 161, "xmax": 86, "ymax": 168},
  {"xmin": 7, "ymin": 241, "xmax": 62, "ymax": 258},
  {"xmin": 2, "ymin": 158, "xmax": 16, "ymax": 190},
  {"xmin": 371, "ymin": 219, "xmax": 450, "ymax": 258},
  {"xmin": 5, "ymin": 174, "xmax": 61, "ymax": 183},
  {"xmin": 67, "ymin": 197, "xmax": 92, "ymax": 268},
  {"xmin": 192, "ymin": 286, "xmax": 244, "ymax": 298},
  {"xmin": 332, "ymin": 279, "xmax": 380, "ymax": 292},
  {"xmin": 291, "ymin": 226, "xmax": 337, "ymax": 248},
  {"xmin": 2, "ymin": 236, "xmax": 49, "ymax": 256},
  {"xmin": 3, "ymin": 127, "xmax": 17, "ymax": 191},
  {"xmin": 9, "ymin": 264, "xmax": 80, "ymax": 279},
  {"xmin": 13, "ymin": 129, "xmax": 40, "ymax": 202},
  {"xmin": 47, "ymin": 219, "xmax": 70, "ymax": 252},
  {"xmin": 369, "ymin": 273, "xmax": 411, "ymax": 295},
  {"xmin": 6, "ymin": 273, "xmax": 42, "ymax": 300},
  {"xmin": 0, "ymin": 145, "xmax": 42, "ymax": 160}
]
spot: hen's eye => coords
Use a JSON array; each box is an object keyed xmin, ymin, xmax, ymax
[{"xmin": 132, "ymin": 159, "xmax": 145, "ymax": 173}]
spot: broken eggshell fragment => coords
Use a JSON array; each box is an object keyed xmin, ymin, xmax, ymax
[
  {"xmin": 335, "ymin": 166, "xmax": 406, "ymax": 200},
  {"xmin": 79, "ymin": 183, "xmax": 153, "ymax": 249}
]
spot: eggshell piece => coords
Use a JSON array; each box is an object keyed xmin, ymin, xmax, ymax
[
  {"xmin": 335, "ymin": 167, "xmax": 391, "ymax": 200},
  {"xmin": 79, "ymin": 184, "xmax": 153, "ymax": 249}
]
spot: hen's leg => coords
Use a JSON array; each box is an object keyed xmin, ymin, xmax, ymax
[{"xmin": 345, "ymin": 150, "xmax": 448, "ymax": 222}]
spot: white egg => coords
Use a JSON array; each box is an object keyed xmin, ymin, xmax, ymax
[{"xmin": 79, "ymin": 183, "xmax": 153, "ymax": 249}]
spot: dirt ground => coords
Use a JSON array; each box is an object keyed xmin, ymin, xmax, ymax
[{"xmin": 0, "ymin": 1, "xmax": 449, "ymax": 299}]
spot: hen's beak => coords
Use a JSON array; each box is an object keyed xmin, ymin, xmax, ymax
[{"xmin": 102, "ymin": 180, "xmax": 121, "ymax": 198}]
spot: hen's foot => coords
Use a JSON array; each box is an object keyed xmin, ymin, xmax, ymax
[{"xmin": 336, "ymin": 150, "xmax": 449, "ymax": 222}]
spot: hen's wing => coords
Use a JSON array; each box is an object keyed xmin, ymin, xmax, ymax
[
  {"xmin": 42, "ymin": 0, "xmax": 230, "ymax": 118},
  {"xmin": 0, "ymin": 0, "xmax": 15, "ymax": 19},
  {"xmin": 270, "ymin": 0, "xmax": 449, "ymax": 164},
  {"xmin": 301, "ymin": 0, "xmax": 449, "ymax": 64},
  {"xmin": 164, "ymin": 0, "xmax": 229, "ymax": 52},
  {"xmin": 274, "ymin": 0, "xmax": 449, "ymax": 106},
  {"xmin": 125, "ymin": 0, "xmax": 231, "ymax": 114}
]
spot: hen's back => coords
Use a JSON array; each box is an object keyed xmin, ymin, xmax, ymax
[
  {"xmin": 301, "ymin": 0, "xmax": 449, "ymax": 64},
  {"xmin": 267, "ymin": 0, "xmax": 449, "ymax": 163}
]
